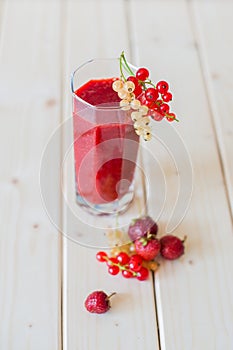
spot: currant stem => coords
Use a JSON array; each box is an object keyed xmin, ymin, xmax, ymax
[{"xmin": 121, "ymin": 51, "xmax": 135, "ymax": 76}]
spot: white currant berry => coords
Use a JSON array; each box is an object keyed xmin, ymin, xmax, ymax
[
  {"xmin": 131, "ymin": 111, "xmax": 142, "ymax": 122},
  {"xmin": 131, "ymin": 99, "xmax": 141, "ymax": 110},
  {"xmin": 143, "ymin": 132, "xmax": 152, "ymax": 141},
  {"xmin": 134, "ymin": 127, "xmax": 144, "ymax": 136},
  {"xmin": 112, "ymin": 79, "xmax": 124, "ymax": 92},
  {"xmin": 139, "ymin": 105, "xmax": 149, "ymax": 115},
  {"xmin": 120, "ymin": 99, "xmax": 130, "ymax": 110},
  {"xmin": 118, "ymin": 89, "xmax": 129, "ymax": 99},
  {"xmin": 141, "ymin": 117, "xmax": 150, "ymax": 126},
  {"xmin": 134, "ymin": 118, "xmax": 145, "ymax": 130},
  {"xmin": 123, "ymin": 81, "xmax": 135, "ymax": 93}
]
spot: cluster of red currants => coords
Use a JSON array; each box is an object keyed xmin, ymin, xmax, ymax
[
  {"xmin": 114, "ymin": 52, "xmax": 178, "ymax": 127},
  {"xmin": 129, "ymin": 68, "xmax": 177, "ymax": 122},
  {"xmin": 96, "ymin": 251, "xmax": 149, "ymax": 281}
]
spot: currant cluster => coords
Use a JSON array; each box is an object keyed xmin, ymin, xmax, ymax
[
  {"xmin": 112, "ymin": 52, "xmax": 179, "ymax": 141},
  {"xmin": 96, "ymin": 251, "xmax": 149, "ymax": 281}
]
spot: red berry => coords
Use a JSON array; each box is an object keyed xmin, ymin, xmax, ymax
[
  {"xmin": 122, "ymin": 270, "xmax": 134, "ymax": 279},
  {"xmin": 135, "ymin": 236, "xmax": 161, "ymax": 261},
  {"xmin": 160, "ymin": 103, "xmax": 170, "ymax": 114},
  {"xmin": 128, "ymin": 216, "xmax": 158, "ymax": 242},
  {"xmin": 162, "ymin": 92, "xmax": 172, "ymax": 102},
  {"xmin": 116, "ymin": 252, "xmax": 130, "ymax": 265},
  {"xmin": 136, "ymin": 267, "xmax": 149, "ymax": 281},
  {"xmin": 166, "ymin": 113, "xmax": 176, "ymax": 122},
  {"xmin": 150, "ymin": 110, "xmax": 164, "ymax": 122},
  {"xmin": 96, "ymin": 251, "xmax": 108, "ymax": 262},
  {"xmin": 145, "ymin": 88, "xmax": 159, "ymax": 102},
  {"xmin": 160, "ymin": 235, "xmax": 185, "ymax": 260},
  {"xmin": 108, "ymin": 265, "xmax": 120, "ymax": 275},
  {"xmin": 134, "ymin": 84, "xmax": 143, "ymax": 97},
  {"xmin": 84, "ymin": 291, "xmax": 116, "ymax": 314},
  {"xmin": 129, "ymin": 254, "xmax": 143, "ymax": 272},
  {"xmin": 136, "ymin": 67, "xmax": 149, "ymax": 81},
  {"xmin": 127, "ymin": 76, "xmax": 139, "ymax": 86},
  {"xmin": 156, "ymin": 80, "xmax": 169, "ymax": 94},
  {"xmin": 106, "ymin": 257, "xmax": 118, "ymax": 267}
]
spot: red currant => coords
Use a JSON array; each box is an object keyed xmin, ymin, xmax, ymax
[
  {"xmin": 136, "ymin": 67, "xmax": 149, "ymax": 81},
  {"xmin": 145, "ymin": 88, "xmax": 159, "ymax": 102},
  {"xmin": 150, "ymin": 110, "xmax": 164, "ymax": 121},
  {"xmin": 166, "ymin": 113, "xmax": 176, "ymax": 122},
  {"xmin": 116, "ymin": 252, "xmax": 130, "ymax": 265},
  {"xmin": 127, "ymin": 76, "xmax": 139, "ymax": 86},
  {"xmin": 156, "ymin": 81, "xmax": 169, "ymax": 94},
  {"xmin": 136, "ymin": 267, "xmax": 149, "ymax": 281},
  {"xmin": 129, "ymin": 254, "xmax": 143, "ymax": 272},
  {"xmin": 106, "ymin": 257, "xmax": 118, "ymax": 267},
  {"xmin": 108, "ymin": 265, "xmax": 120, "ymax": 275},
  {"xmin": 122, "ymin": 270, "xmax": 134, "ymax": 279},
  {"xmin": 162, "ymin": 92, "xmax": 172, "ymax": 102},
  {"xmin": 96, "ymin": 251, "xmax": 108, "ymax": 262},
  {"xmin": 160, "ymin": 103, "xmax": 170, "ymax": 114},
  {"xmin": 134, "ymin": 84, "xmax": 143, "ymax": 97}
]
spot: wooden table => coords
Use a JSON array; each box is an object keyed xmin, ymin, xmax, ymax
[{"xmin": 1, "ymin": 1, "xmax": 233, "ymax": 349}]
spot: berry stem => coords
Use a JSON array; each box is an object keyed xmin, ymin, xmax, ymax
[
  {"xmin": 165, "ymin": 113, "xmax": 179, "ymax": 122},
  {"xmin": 106, "ymin": 292, "xmax": 117, "ymax": 301},
  {"xmin": 121, "ymin": 51, "xmax": 135, "ymax": 77}
]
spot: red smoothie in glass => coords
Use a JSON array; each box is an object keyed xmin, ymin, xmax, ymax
[{"xmin": 73, "ymin": 78, "xmax": 139, "ymax": 204}]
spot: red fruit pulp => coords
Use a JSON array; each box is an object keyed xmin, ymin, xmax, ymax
[{"xmin": 73, "ymin": 78, "xmax": 139, "ymax": 204}]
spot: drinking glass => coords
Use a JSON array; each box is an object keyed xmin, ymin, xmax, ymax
[{"xmin": 71, "ymin": 58, "xmax": 140, "ymax": 215}]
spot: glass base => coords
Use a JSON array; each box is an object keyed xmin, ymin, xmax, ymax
[{"xmin": 76, "ymin": 189, "xmax": 134, "ymax": 216}]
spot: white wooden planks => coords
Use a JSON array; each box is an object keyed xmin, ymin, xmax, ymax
[
  {"xmin": 130, "ymin": 0, "xmax": 233, "ymax": 349},
  {"xmin": 191, "ymin": 0, "xmax": 233, "ymax": 216},
  {"xmin": 0, "ymin": 1, "xmax": 62, "ymax": 349},
  {"xmin": 61, "ymin": 1, "xmax": 159, "ymax": 349}
]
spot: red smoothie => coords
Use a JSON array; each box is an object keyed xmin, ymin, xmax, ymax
[{"xmin": 73, "ymin": 78, "xmax": 139, "ymax": 204}]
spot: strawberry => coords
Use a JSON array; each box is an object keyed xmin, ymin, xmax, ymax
[
  {"xmin": 84, "ymin": 291, "xmax": 116, "ymax": 314},
  {"xmin": 160, "ymin": 235, "xmax": 186, "ymax": 260},
  {"xmin": 135, "ymin": 235, "xmax": 160, "ymax": 261},
  {"xmin": 128, "ymin": 216, "xmax": 158, "ymax": 242}
]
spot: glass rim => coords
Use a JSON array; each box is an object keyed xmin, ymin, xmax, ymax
[{"xmin": 71, "ymin": 57, "xmax": 138, "ymax": 111}]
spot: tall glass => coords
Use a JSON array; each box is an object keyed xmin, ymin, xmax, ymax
[{"xmin": 71, "ymin": 58, "xmax": 140, "ymax": 215}]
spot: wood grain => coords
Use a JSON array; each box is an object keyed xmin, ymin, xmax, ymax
[
  {"xmin": 0, "ymin": 2, "xmax": 62, "ymax": 349},
  {"xmin": 130, "ymin": 0, "xmax": 233, "ymax": 349},
  {"xmin": 191, "ymin": 0, "xmax": 233, "ymax": 217}
]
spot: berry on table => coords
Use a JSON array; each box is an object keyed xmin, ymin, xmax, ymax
[
  {"xmin": 136, "ymin": 67, "xmax": 149, "ymax": 81},
  {"xmin": 106, "ymin": 257, "xmax": 118, "ymax": 267},
  {"xmin": 84, "ymin": 291, "xmax": 116, "ymax": 314},
  {"xmin": 96, "ymin": 251, "xmax": 108, "ymax": 262},
  {"xmin": 108, "ymin": 265, "xmax": 120, "ymax": 275},
  {"xmin": 128, "ymin": 216, "xmax": 158, "ymax": 242},
  {"xmin": 129, "ymin": 254, "xmax": 143, "ymax": 272},
  {"xmin": 135, "ymin": 236, "xmax": 161, "ymax": 261},
  {"xmin": 160, "ymin": 235, "xmax": 186, "ymax": 260},
  {"xmin": 156, "ymin": 80, "xmax": 169, "ymax": 94},
  {"xmin": 136, "ymin": 267, "xmax": 149, "ymax": 281},
  {"xmin": 116, "ymin": 252, "xmax": 130, "ymax": 265},
  {"xmin": 122, "ymin": 270, "xmax": 134, "ymax": 279}
]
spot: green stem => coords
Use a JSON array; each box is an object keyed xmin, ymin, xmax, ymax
[
  {"xmin": 121, "ymin": 51, "xmax": 135, "ymax": 76},
  {"xmin": 120, "ymin": 55, "xmax": 126, "ymax": 81}
]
